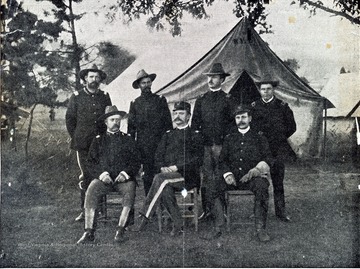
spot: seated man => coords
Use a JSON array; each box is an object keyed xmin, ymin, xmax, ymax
[
  {"xmin": 204, "ymin": 105, "xmax": 273, "ymax": 242},
  {"xmin": 77, "ymin": 106, "xmax": 141, "ymax": 244},
  {"xmin": 133, "ymin": 101, "xmax": 203, "ymax": 236}
]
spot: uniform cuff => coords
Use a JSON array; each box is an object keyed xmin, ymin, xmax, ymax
[
  {"xmin": 99, "ymin": 171, "xmax": 109, "ymax": 180},
  {"xmin": 223, "ymin": 172, "xmax": 233, "ymax": 179},
  {"xmin": 120, "ymin": 171, "xmax": 130, "ymax": 180}
]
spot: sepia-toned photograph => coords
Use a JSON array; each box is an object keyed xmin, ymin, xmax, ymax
[{"xmin": 1, "ymin": 0, "xmax": 359, "ymax": 267}]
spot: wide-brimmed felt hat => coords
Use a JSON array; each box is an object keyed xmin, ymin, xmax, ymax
[
  {"xmin": 173, "ymin": 101, "xmax": 191, "ymax": 114},
  {"xmin": 255, "ymin": 74, "xmax": 279, "ymax": 87},
  {"xmin": 203, "ymin": 63, "xmax": 230, "ymax": 77},
  {"xmin": 132, "ymin": 69, "xmax": 157, "ymax": 89},
  {"xmin": 232, "ymin": 104, "xmax": 252, "ymax": 117},
  {"xmin": 79, "ymin": 64, "xmax": 107, "ymax": 82},
  {"xmin": 98, "ymin": 106, "xmax": 126, "ymax": 121}
]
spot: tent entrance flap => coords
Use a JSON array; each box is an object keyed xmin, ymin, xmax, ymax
[{"xmin": 229, "ymin": 70, "xmax": 261, "ymax": 105}]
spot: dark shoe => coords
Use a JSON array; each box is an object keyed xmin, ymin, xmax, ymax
[
  {"xmin": 201, "ymin": 229, "xmax": 222, "ymax": 240},
  {"xmin": 76, "ymin": 231, "xmax": 94, "ymax": 244},
  {"xmin": 256, "ymin": 229, "xmax": 270, "ymax": 242},
  {"xmin": 75, "ymin": 212, "xmax": 85, "ymax": 222},
  {"xmin": 198, "ymin": 211, "xmax": 213, "ymax": 222},
  {"xmin": 277, "ymin": 214, "xmax": 291, "ymax": 222},
  {"xmin": 128, "ymin": 215, "xmax": 149, "ymax": 232},
  {"xmin": 170, "ymin": 226, "xmax": 183, "ymax": 237},
  {"xmin": 114, "ymin": 227, "xmax": 125, "ymax": 243}
]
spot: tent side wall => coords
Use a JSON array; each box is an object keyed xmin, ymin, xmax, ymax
[{"xmin": 324, "ymin": 117, "xmax": 359, "ymax": 162}]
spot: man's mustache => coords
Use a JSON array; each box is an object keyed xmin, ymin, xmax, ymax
[
  {"xmin": 173, "ymin": 117, "xmax": 184, "ymax": 122},
  {"xmin": 88, "ymin": 81, "xmax": 99, "ymax": 88}
]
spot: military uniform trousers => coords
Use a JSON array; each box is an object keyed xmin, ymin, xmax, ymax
[
  {"xmin": 85, "ymin": 179, "xmax": 136, "ymax": 210},
  {"xmin": 202, "ymin": 145, "xmax": 222, "ymax": 211},
  {"xmin": 213, "ymin": 176, "xmax": 270, "ymax": 230},
  {"xmin": 140, "ymin": 172, "xmax": 185, "ymax": 229},
  {"xmin": 76, "ymin": 149, "xmax": 93, "ymax": 209}
]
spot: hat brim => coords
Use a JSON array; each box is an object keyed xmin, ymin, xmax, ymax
[
  {"xmin": 203, "ymin": 72, "xmax": 231, "ymax": 77},
  {"xmin": 255, "ymin": 80, "xmax": 279, "ymax": 87},
  {"xmin": 98, "ymin": 111, "xmax": 127, "ymax": 122},
  {"xmin": 132, "ymin": 73, "xmax": 157, "ymax": 89},
  {"xmin": 232, "ymin": 108, "xmax": 251, "ymax": 117},
  {"xmin": 79, "ymin": 69, "xmax": 107, "ymax": 82}
]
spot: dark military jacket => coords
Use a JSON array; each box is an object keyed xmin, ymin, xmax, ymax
[
  {"xmin": 87, "ymin": 132, "xmax": 141, "ymax": 181},
  {"xmin": 65, "ymin": 88, "xmax": 112, "ymax": 151},
  {"xmin": 191, "ymin": 90, "xmax": 233, "ymax": 146},
  {"xmin": 251, "ymin": 97, "xmax": 297, "ymax": 160},
  {"xmin": 128, "ymin": 92, "xmax": 172, "ymax": 162},
  {"xmin": 219, "ymin": 128, "xmax": 273, "ymax": 184},
  {"xmin": 154, "ymin": 127, "xmax": 203, "ymax": 190}
]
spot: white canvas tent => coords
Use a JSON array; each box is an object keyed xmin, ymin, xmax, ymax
[{"xmin": 320, "ymin": 72, "xmax": 360, "ymax": 162}]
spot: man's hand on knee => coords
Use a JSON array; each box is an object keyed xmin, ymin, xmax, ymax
[
  {"xmin": 99, "ymin": 172, "xmax": 113, "ymax": 185},
  {"xmin": 225, "ymin": 174, "xmax": 236, "ymax": 186}
]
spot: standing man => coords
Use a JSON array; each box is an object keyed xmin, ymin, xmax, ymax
[
  {"xmin": 133, "ymin": 101, "xmax": 203, "ymax": 236},
  {"xmin": 251, "ymin": 77, "xmax": 297, "ymax": 222},
  {"xmin": 128, "ymin": 69, "xmax": 172, "ymax": 196},
  {"xmin": 204, "ymin": 105, "xmax": 273, "ymax": 242},
  {"xmin": 66, "ymin": 64, "xmax": 112, "ymax": 222},
  {"xmin": 191, "ymin": 63, "xmax": 233, "ymax": 221},
  {"xmin": 76, "ymin": 106, "xmax": 141, "ymax": 244}
]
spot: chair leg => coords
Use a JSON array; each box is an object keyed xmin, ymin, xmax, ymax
[
  {"xmin": 156, "ymin": 206, "xmax": 162, "ymax": 233},
  {"xmin": 193, "ymin": 189, "xmax": 198, "ymax": 232},
  {"xmin": 226, "ymin": 192, "xmax": 230, "ymax": 232}
]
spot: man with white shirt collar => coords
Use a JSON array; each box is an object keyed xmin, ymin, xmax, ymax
[
  {"xmin": 191, "ymin": 63, "xmax": 233, "ymax": 222},
  {"xmin": 133, "ymin": 101, "xmax": 203, "ymax": 236},
  {"xmin": 251, "ymin": 77, "xmax": 297, "ymax": 222},
  {"xmin": 77, "ymin": 106, "xmax": 141, "ymax": 244},
  {"xmin": 202, "ymin": 105, "xmax": 273, "ymax": 242}
]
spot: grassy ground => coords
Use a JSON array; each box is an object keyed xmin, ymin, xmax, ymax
[{"xmin": 1, "ymin": 106, "xmax": 360, "ymax": 267}]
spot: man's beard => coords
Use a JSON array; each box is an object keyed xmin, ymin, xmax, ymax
[
  {"xmin": 141, "ymin": 86, "xmax": 151, "ymax": 93},
  {"xmin": 88, "ymin": 81, "xmax": 99, "ymax": 89}
]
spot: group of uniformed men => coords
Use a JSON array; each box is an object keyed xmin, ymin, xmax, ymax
[{"xmin": 65, "ymin": 62, "xmax": 296, "ymax": 244}]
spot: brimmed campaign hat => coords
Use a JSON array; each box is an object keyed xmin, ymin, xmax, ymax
[
  {"xmin": 203, "ymin": 63, "xmax": 230, "ymax": 77},
  {"xmin": 132, "ymin": 69, "xmax": 157, "ymax": 89},
  {"xmin": 255, "ymin": 74, "xmax": 279, "ymax": 87},
  {"xmin": 232, "ymin": 104, "xmax": 252, "ymax": 117},
  {"xmin": 173, "ymin": 101, "xmax": 191, "ymax": 114},
  {"xmin": 98, "ymin": 106, "xmax": 126, "ymax": 121},
  {"xmin": 79, "ymin": 64, "xmax": 107, "ymax": 82}
]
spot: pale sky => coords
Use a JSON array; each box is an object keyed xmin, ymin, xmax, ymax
[{"xmin": 24, "ymin": 0, "xmax": 359, "ymax": 85}]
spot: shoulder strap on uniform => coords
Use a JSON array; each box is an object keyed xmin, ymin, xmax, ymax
[{"xmin": 74, "ymin": 91, "xmax": 79, "ymax": 96}]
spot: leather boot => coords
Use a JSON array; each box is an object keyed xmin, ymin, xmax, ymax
[
  {"xmin": 77, "ymin": 229, "xmax": 95, "ymax": 244},
  {"xmin": 199, "ymin": 187, "xmax": 213, "ymax": 221},
  {"xmin": 114, "ymin": 226, "xmax": 126, "ymax": 243}
]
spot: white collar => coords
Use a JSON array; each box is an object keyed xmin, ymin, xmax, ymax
[
  {"xmin": 262, "ymin": 96, "xmax": 274, "ymax": 103},
  {"xmin": 238, "ymin": 126, "xmax": 250, "ymax": 134},
  {"xmin": 107, "ymin": 130, "xmax": 120, "ymax": 135},
  {"xmin": 209, "ymin": 88, "xmax": 222, "ymax": 92},
  {"xmin": 176, "ymin": 124, "xmax": 189, "ymax": 130}
]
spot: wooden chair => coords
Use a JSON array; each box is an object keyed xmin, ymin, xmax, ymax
[
  {"xmin": 225, "ymin": 189, "xmax": 254, "ymax": 232},
  {"xmin": 98, "ymin": 192, "xmax": 123, "ymax": 223},
  {"xmin": 157, "ymin": 187, "xmax": 199, "ymax": 232}
]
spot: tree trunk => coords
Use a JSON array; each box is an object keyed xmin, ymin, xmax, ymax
[
  {"xmin": 68, "ymin": 0, "xmax": 82, "ymax": 91},
  {"xmin": 25, "ymin": 103, "xmax": 37, "ymax": 158}
]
